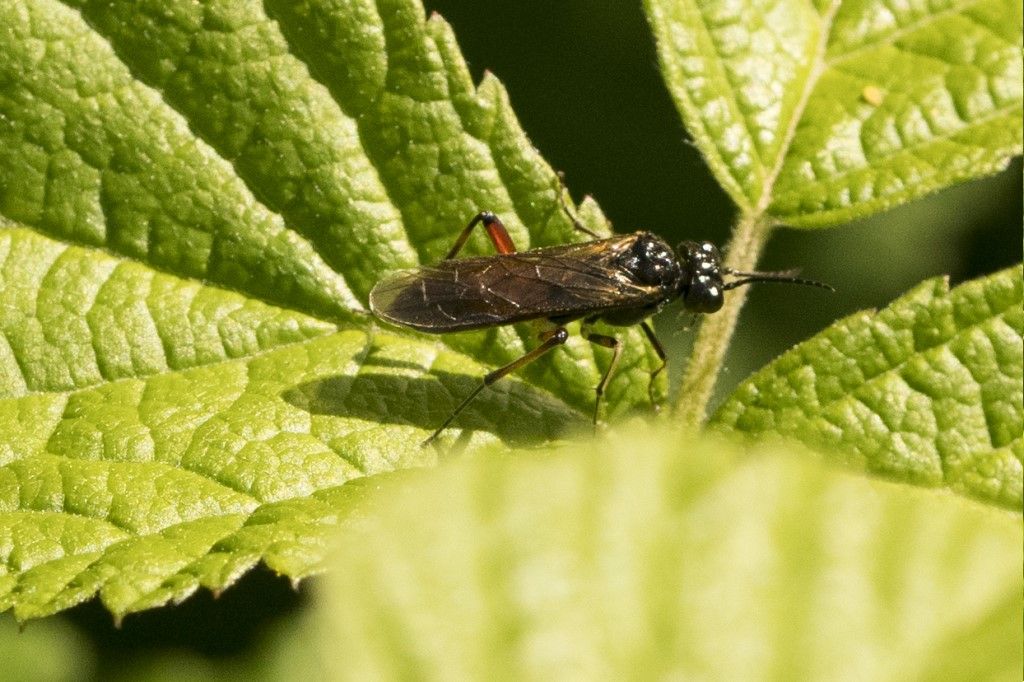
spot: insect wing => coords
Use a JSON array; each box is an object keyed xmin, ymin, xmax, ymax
[
  {"xmin": 369, "ymin": 264, "xmax": 513, "ymax": 331},
  {"xmin": 369, "ymin": 236, "xmax": 664, "ymax": 332}
]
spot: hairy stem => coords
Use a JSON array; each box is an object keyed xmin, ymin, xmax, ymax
[{"xmin": 673, "ymin": 213, "xmax": 772, "ymax": 426}]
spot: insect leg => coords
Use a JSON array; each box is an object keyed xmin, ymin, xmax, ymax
[
  {"xmin": 423, "ymin": 326, "xmax": 569, "ymax": 446},
  {"xmin": 582, "ymin": 324, "xmax": 622, "ymax": 427},
  {"xmin": 444, "ymin": 212, "xmax": 518, "ymax": 260},
  {"xmin": 553, "ymin": 171, "xmax": 601, "ymax": 239},
  {"xmin": 640, "ymin": 321, "xmax": 667, "ymax": 409}
]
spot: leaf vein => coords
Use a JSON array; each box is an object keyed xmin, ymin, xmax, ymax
[
  {"xmin": 758, "ymin": 0, "xmax": 842, "ymax": 214},
  {"xmin": 827, "ymin": 0, "xmax": 987, "ymax": 67},
  {"xmin": 776, "ymin": 101, "xmax": 1021, "ymax": 203},
  {"xmin": 51, "ymin": 0, "xmax": 362, "ymax": 302}
]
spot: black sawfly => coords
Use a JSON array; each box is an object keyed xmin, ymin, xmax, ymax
[{"xmin": 370, "ymin": 199, "xmax": 830, "ymax": 445}]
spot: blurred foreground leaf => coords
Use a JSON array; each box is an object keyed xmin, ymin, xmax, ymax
[
  {"xmin": 319, "ymin": 430, "xmax": 1023, "ymax": 681},
  {"xmin": 714, "ymin": 265, "xmax": 1023, "ymax": 511},
  {"xmin": 0, "ymin": 613, "xmax": 92, "ymax": 682}
]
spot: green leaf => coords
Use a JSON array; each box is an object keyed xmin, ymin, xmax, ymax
[
  {"xmin": 0, "ymin": 0, "xmax": 656, "ymax": 621},
  {"xmin": 318, "ymin": 430, "xmax": 1023, "ymax": 680},
  {"xmin": 713, "ymin": 266, "xmax": 1023, "ymax": 512},
  {"xmin": 645, "ymin": 0, "xmax": 1023, "ymax": 225}
]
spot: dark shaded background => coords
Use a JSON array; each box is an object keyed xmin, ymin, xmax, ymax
[{"xmin": 43, "ymin": 2, "xmax": 1022, "ymax": 677}]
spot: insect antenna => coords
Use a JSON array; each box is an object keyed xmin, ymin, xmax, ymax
[{"xmin": 722, "ymin": 268, "xmax": 834, "ymax": 292}]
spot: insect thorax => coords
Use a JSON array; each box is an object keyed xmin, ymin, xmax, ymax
[{"xmin": 618, "ymin": 232, "xmax": 683, "ymax": 291}]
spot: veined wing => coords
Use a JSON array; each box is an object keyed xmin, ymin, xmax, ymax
[{"xmin": 369, "ymin": 235, "xmax": 665, "ymax": 332}]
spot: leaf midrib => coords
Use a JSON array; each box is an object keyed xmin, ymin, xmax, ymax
[
  {"xmin": 755, "ymin": 0, "xmax": 840, "ymax": 216},
  {"xmin": 0, "ymin": 226, "xmax": 355, "ymax": 399}
]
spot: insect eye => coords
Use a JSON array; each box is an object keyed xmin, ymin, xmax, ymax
[
  {"xmin": 684, "ymin": 274, "xmax": 724, "ymax": 313},
  {"xmin": 676, "ymin": 240, "xmax": 724, "ymax": 313}
]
